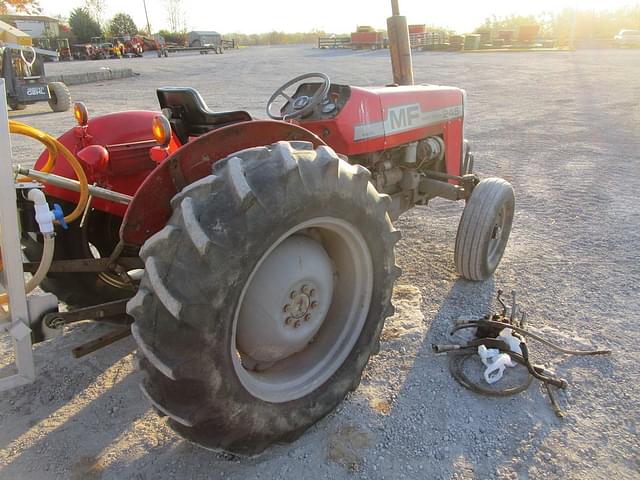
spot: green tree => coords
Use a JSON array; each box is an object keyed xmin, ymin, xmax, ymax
[
  {"xmin": 157, "ymin": 29, "xmax": 187, "ymax": 45},
  {"xmin": 552, "ymin": 6, "xmax": 640, "ymax": 42},
  {"xmin": 474, "ymin": 6, "xmax": 640, "ymax": 45},
  {"xmin": 69, "ymin": 7, "xmax": 101, "ymax": 43},
  {"xmin": 476, "ymin": 14, "xmax": 545, "ymax": 35},
  {"xmin": 107, "ymin": 12, "xmax": 138, "ymax": 37}
]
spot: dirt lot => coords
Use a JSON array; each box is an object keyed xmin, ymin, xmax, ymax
[{"xmin": 1, "ymin": 46, "xmax": 639, "ymax": 479}]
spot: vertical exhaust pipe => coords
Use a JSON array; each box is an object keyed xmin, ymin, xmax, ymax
[{"xmin": 387, "ymin": 0, "xmax": 414, "ymax": 85}]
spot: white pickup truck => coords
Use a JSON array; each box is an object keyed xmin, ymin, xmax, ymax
[{"xmin": 614, "ymin": 29, "xmax": 640, "ymax": 47}]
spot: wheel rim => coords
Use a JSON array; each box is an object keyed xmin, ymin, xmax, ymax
[
  {"xmin": 487, "ymin": 204, "xmax": 508, "ymax": 265},
  {"xmin": 231, "ymin": 217, "xmax": 373, "ymax": 403}
]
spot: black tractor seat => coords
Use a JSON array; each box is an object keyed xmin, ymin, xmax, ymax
[{"xmin": 157, "ymin": 87, "xmax": 252, "ymax": 144}]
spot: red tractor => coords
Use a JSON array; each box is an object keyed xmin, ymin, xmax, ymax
[{"xmin": 14, "ymin": 9, "xmax": 513, "ymax": 456}]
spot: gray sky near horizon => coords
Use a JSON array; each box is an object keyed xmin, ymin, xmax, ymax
[{"xmin": 37, "ymin": 0, "xmax": 639, "ymax": 34}]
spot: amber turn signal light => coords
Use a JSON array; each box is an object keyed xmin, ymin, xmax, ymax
[
  {"xmin": 73, "ymin": 102, "xmax": 89, "ymax": 126},
  {"xmin": 152, "ymin": 114, "xmax": 171, "ymax": 147}
]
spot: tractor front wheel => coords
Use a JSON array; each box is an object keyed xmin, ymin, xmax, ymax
[
  {"xmin": 454, "ymin": 177, "xmax": 515, "ymax": 281},
  {"xmin": 129, "ymin": 141, "xmax": 400, "ymax": 454}
]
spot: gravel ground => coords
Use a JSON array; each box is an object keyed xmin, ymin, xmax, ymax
[{"xmin": 1, "ymin": 45, "xmax": 639, "ymax": 479}]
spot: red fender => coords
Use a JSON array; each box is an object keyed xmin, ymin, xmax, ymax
[{"xmin": 120, "ymin": 120, "xmax": 326, "ymax": 246}]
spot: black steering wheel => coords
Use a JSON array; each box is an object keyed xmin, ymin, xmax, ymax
[{"xmin": 266, "ymin": 72, "xmax": 331, "ymax": 120}]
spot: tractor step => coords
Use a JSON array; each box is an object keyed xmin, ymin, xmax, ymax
[{"xmin": 72, "ymin": 325, "xmax": 131, "ymax": 358}]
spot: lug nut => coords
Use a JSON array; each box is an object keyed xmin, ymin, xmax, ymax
[
  {"xmin": 290, "ymin": 290, "xmax": 297, "ymax": 299},
  {"xmin": 285, "ymin": 317, "xmax": 293, "ymax": 325},
  {"xmin": 304, "ymin": 314, "xmax": 311, "ymax": 322},
  {"xmin": 310, "ymin": 301, "xmax": 318, "ymax": 309},
  {"xmin": 301, "ymin": 285, "xmax": 310, "ymax": 295},
  {"xmin": 294, "ymin": 320, "xmax": 301, "ymax": 328},
  {"xmin": 283, "ymin": 304, "xmax": 290, "ymax": 313},
  {"xmin": 309, "ymin": 289, "xmax": 315, "ymax": 297}
]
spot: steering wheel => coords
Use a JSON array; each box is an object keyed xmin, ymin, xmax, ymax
[{"xmin": 266, "ymin": 72, "xmax": 331, "ymax": 120}]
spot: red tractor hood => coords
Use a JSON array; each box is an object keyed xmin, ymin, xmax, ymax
[{"xmin": 300, "ymin": 84, "xmax": 465, "ymax": 156}]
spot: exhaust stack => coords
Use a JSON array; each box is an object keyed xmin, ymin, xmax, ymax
[{"xmin": 387, "ymin": 0, "xmax": 414, "ymax": 85}]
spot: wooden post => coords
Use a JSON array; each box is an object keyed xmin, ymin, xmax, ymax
[
  {"xmin": 387, "ymin": 1, "xmax": 414, "ymax": 85},
  {"xmin": 391, "ymin": 0, "xmax": 400, "ymax": 16}
]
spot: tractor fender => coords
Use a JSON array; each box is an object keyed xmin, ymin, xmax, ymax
[
  {"xmin": 120, "ymin": 120, "xmax": 326, "ymax": 246},
  {"xmin": 33, "ymin": 110, "xmax": 171, "ymax": 217}
]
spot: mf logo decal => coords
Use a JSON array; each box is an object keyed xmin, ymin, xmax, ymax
[
  {"xmin": 354, "ymin": 103, "xmax": 463, "ymax": 141},
  {"xmin": 26, "ymin": 86, "xmax": 47, "ymax": 96},
  {"xmin": 388, "ymin": 104, "xmax": 422, "ymax": 130}
]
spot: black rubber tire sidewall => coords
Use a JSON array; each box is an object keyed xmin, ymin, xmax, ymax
[
  {"xmin": 454, "ymin": 178, "xmax": 515, "ymax": 281},
  {"xmin": 47, "ymin": 82, "xmax": 71, "ymax": 112},
  {"xmin": 132, "ymin": 142, "xmax": 399, "ymax": 454},
  {"xmin": 9, "ymin": 101, "xmax": 27, "ymax": 111}
]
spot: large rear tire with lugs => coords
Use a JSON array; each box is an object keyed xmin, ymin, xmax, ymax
[
  {"xmin": 454, "ymin": 177, "xmax": 515, "ymax": 281},
  {"xmin": 128, "ymin": 141, "xmax": 401, "ymax": 454}
]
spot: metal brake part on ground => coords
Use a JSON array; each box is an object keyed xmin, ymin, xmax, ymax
[{"xmin": 432, "ymin": 289, "xmax": 611, "ymax": 417}]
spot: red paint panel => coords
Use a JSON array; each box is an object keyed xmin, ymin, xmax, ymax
[
  {"xmin": 443, "ymin": 118, "xmax": 464, "ymax": 177},
  {"xmin": 121, "ymin": 120, "xmax": 325, "ymax": 246},
  {"xmin": 300, "ymin": 85, "xmax": 464, "ymax": 169},
  {"xmin": 33, "ymin": 110, "xmax": 174, "ymax": 216},
  {"xmin": 351, "ymin": 32, "xmax": 384, "ymax": 45},
  {"xmin": 300, "ymin": 87, "xmax": 385, "ymax": 155}
]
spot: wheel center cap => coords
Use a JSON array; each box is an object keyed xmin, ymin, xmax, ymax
[
  {"xmin": 237, "ymin": 236, "xmax": 332, "ymax": 364},
  {"xmin": 289, "ymin": 292, "xmax": 310, "ymax": 318}
]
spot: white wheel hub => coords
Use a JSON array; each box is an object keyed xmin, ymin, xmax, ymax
[
  {"xmin": 232, "ymin": 217, "xmax": 373, "ymax": 403},
  {"xmin": 237, "ymin": 235, "xmax": 334, "ymax": 364}
]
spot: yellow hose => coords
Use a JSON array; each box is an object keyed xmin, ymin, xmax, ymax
[
  {"xmin": 9, "ymin": 121, "xmax": 58, "ymax": 173},
  {"xmin": 9, "ymin": 120, "xmax": 89, "ymax": 224},
  {"xmin": 0, "ymin": 121, "xmax": 91, "ymax": 302}
]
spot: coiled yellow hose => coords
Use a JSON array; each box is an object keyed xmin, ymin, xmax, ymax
[{"xmin": 9, "ymin": 120, "xmax": 90, "ymax": 224}]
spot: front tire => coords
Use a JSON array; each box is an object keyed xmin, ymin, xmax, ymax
[
  {"xmin": 454, "ymin": 177, "xmax": 515, "ymax": 281},
  {"xmin": 128, "ymin": 141, "xmax": 401, "ymax": 454},
  {"xmin": 9, "ymin": 100, "xmax": 27, "ymax": 111},
  {"xmin": 48, "ymin": 82, "xmax": 71, "ymax": 112}
]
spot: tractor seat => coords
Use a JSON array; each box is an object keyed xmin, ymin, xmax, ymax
[{"xmin": 157, "ymin": 87, "xmax": 252, "ymax": 144}]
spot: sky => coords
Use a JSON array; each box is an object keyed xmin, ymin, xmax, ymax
[{"xmin": 36, "ymin": 0, "xmax": 639, "ymax": 34}]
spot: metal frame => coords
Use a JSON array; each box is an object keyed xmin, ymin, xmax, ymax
[{"xmin": 0, "ymin": 79, "xmax": 36, "ymax": 391}]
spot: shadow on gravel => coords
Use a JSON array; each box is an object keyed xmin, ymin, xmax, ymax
[
  {"xmin": 0, "ymin": 322, "xmax": 144, "ymax": 478},
  {"xmin": 378, "ymin": 277, "xmax": 558, "ymax": 478},
  {"xmin": 7, "ymin": 111, "xmax": 57, "ymax": 120},
  {"xmin": 0, "ymin": 323, "xmax": 133, "ymax": 450}
]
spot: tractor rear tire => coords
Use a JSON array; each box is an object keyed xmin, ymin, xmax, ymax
[
  {"xmin": 128, "ymin": 141, "xmax": 400, "ymax": 454},
  {"xmin": 454, "ymin": 177, "xmax": 514, "ymax": 281},
  {"xmin": 48, "ymin": 82, "xmax": 71, "ymax": 112}
]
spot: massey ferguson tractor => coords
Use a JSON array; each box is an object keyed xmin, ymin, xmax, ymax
[{"xmin": 0, "ymin": 2, "xmax": 513, "ymax": 454}]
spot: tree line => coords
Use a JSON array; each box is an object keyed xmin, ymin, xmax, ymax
[
  {"xmin": 67, "ymin": 9, "xmax": 139, "ymax": 43},
  {"xmin": 2, "ymin": 0, "xmax": 639, "ymax": 45},
  {"xmin": 476, "ymin": 6, "xmax": 640, "ymax": 41}
]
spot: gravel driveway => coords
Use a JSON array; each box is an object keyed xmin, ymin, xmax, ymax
[{"xmin": 1, "ymin": 45, "xmax": 639, "ymax": 479}]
